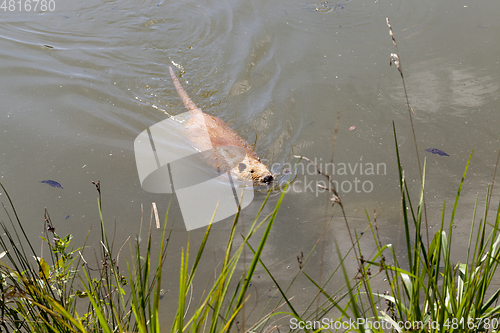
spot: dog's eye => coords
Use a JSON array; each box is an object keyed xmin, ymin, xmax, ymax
[
  {"xmin": 238, "ymin": 163, "xmax": 246, "ymax": 172},
  {"xmin": 250, "ymin": 170, "xmax": 254, "ymax": 173},
  {"xmin": 257, "ymin": 157, "xmax": 261, "ymax": 162}
]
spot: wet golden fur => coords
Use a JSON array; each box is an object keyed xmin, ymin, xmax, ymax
[{"xmin": 169, "ymin": 67, "xmax": 273, "ymax": 186}]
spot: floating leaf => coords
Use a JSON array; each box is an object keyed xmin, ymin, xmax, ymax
[
  {"xmin": 425, "ymin": 148, "xmax": 449, "ymax": 156},
  {"xmin": 40, "ymin": 180, "xmax": 63, "ymax": 189}
]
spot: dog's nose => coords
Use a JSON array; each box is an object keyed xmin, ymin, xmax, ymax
[{"xmin": 263, "ymin": 175, "xmax": 273, "ymax": 184}]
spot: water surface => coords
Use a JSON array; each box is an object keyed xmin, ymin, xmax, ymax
[{"xmin": 1, "ymin": 0, "xmax": 499, "ymax": 325}]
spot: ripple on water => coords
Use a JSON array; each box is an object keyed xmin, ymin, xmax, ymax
[{"xmin": 280, "ymin": 0, "xmax": 435, "ymax": 34}]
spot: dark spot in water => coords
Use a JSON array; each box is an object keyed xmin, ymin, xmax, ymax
[
  {"xmin": 425, "ymin": 148, "xmax": 449, "ymax": 156},
  {"xmin": 40, "ymin": 180, "xmax": 63, "ymax": 189},
  {"xmin": 65, "ymin": 215, "xmax": 70, "ymax": 219}
]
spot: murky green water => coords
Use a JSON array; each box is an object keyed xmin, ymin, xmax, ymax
[{"xmin": 1, "ymin": 0, "xmax": 499, "ymax": 326}]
